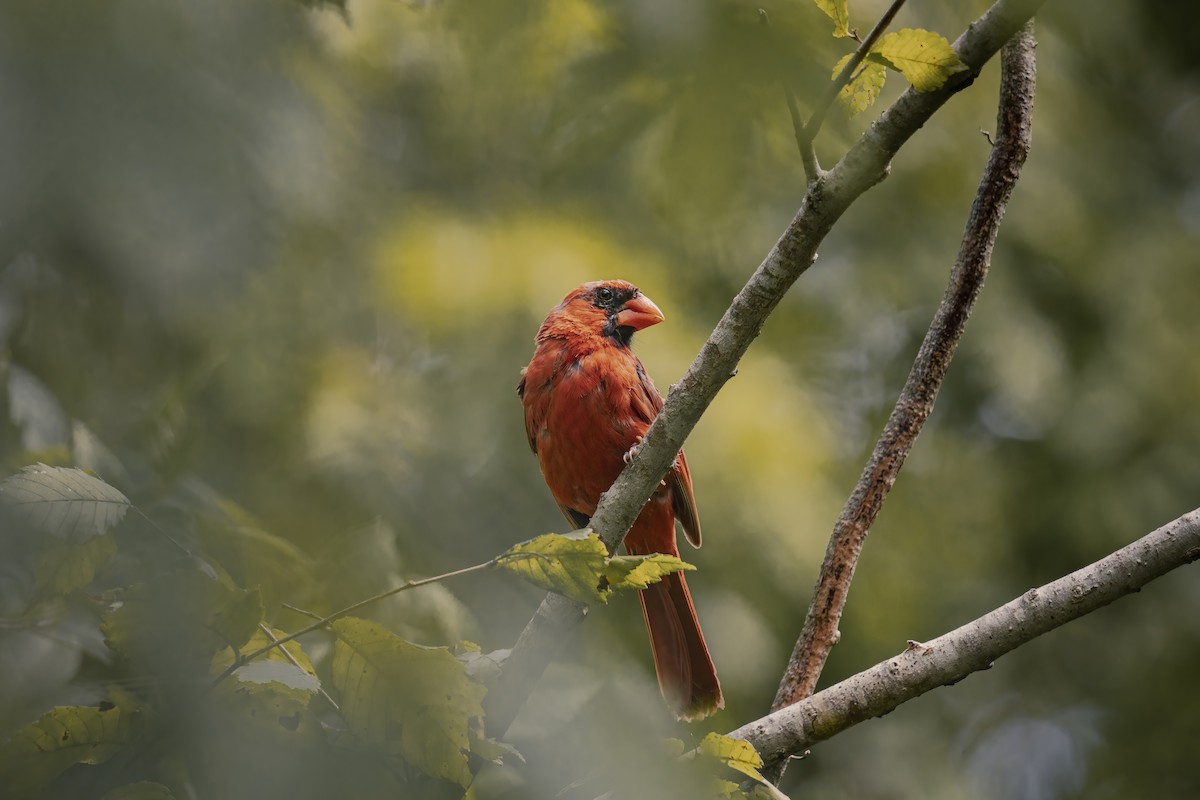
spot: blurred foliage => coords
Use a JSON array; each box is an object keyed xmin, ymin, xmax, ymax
[
  {"xmin": 0, "ymin": 468, "xmax": 722, "ymax": 798},
  {"xmin": 0, "ymin": 0, "xmax": 1198, "ymax": 797}
]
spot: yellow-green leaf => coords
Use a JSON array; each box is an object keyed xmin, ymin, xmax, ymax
[
  {"xmin": 211, "ymin": 627, "xmax": 321, "ymax": 703},
  {"xmin": 495, "ymin": 530, "xmax": 610, "ymax": 604},
  {"xmin": 714, "ymin": 778, "xmax": 746, "ymax": 798},
  {"xmin": 0, "ymin": 464, "xmax": 130, "ymax": 541},
  {"xmin": 832, "ymin": 53, "xmax": 887, "ymax": 116},
  {"xmin": 211, "ymin": 626, "xmax": 317, "ymax": 678},
  {"xmin": 0, "ymin": 705, "xmax": 143, "ymax": 796},
  {"xmin": 811, "ymin": 0, "xmax": 849, "ymax": 37},
  {"xmin": 869, "ymin": 28, "xmax": 968, "ymax": 92},
  {"xmin": 697, "ymin": 732, "xmax": 766, "ymax": 783},
  {"xmin": 210, "ymin": 676, "xmax": 323, "ymax": 745},
  {"xmin": 330, "ymin": 617, "xmax": 487, "ymax": 787},
  {"xmin": 497, "ymin": 531, "xmax": 695, "ymax": 603},
  {"xmin": 603, "ymin": 553, "xmax": 693, "ymax": 591}
]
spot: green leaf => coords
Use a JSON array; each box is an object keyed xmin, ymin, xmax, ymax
[
  {"xmin": 833, "ymin": 53, "xmax": 887, "ymax": 116},
  {"xmin": 496, "ymin": 530, "xmax": 610, "ymax": 604},
  {"xmin": 0, "ymin": 464, "xmax": 130, "ymax": 541},
  {"xmin": 329, "ymin": 617, "xmax": 488, "ymax": 787},
  {"xmin": 194, "ymin": 499, "xmax": 313, "ymax": 612},
  {"xmin": 103, "ymin": 563, "xmax": 263, "ymax": 671},
  {"xmin": 207, "ymin": 583, "xmax": 265, "ymax": 652},
  {"xmin": 811, "ymin": 0, "xmax": 850, "ymax": 37},
  {"xmin": 868, "ymin": 29, "xmax": 968, "ymax": 92},
  {"xmin": 603, "ymin": 553, "xmax": 693, "ymax": 591},
  {"xmin": 0, "ymin": 704, "xmax": 143, "ymax": 796},
  {"xmin": 101, "ymin": 782, "xmax": 176, "ymax": 800},
  {"xmin": 32, "ymin": 532, "xmax": 118, "ymax": 597}
]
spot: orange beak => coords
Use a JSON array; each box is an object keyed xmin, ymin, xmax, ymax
[{"xmin": 616, "ymin": 292, "xmax": 665, "ymax": 331}]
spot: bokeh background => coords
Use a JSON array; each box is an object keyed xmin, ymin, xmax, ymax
[{"xmin": 1, "ymin": 0, "xmax": 1198, "ymax": 797}]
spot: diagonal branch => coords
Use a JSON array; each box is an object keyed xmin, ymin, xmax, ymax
[
  {"xmin": 484, "ymin": 0, "xmax": 1051, "ymax": 738},
  {"xmin": 772, "ymin": 20, "xmax": 1038, "ymax": 711},
  {"xmin": 210, "ymin": 559, "xmax": 496, "ymax": 689},
  {"xmin": 730, "ymin": 507, "xmax": 1200, "ymax": 765}
]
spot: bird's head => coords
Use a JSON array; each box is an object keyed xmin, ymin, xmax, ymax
[{"xmin": 541, "ymin": 280, "xmax": 664, "ymax": 348}]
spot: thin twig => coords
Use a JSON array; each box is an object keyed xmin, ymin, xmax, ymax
[
  {"xmin": 257, "ymin": 622, "xmax": 341, "ymax": 710},
  {"xmin": 734, "ymin": 506, "xmax": 1200, "ymax": 766},
  {"xmin": 801, "ymin": 0, "xmax": 908, "ymax": 149},
  {"xmin": 281, "ymin": 602, "xmax": 323, "ymax": 620},
  {"xmin": 758, "ymin": 9, "xmax": 819, "ymax": 178},
  {"xmin": 133, "ymin": 506, "xmax": 193, "ymax": 557},
  {"xmin": 210, "ymin": 559, "xmax": 496, "ymax": 688},
  {"xmin": 772, "ymin": 20, "xmax": 1038, "ymax": 713}
]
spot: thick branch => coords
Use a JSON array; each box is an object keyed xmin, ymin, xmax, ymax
[
  {"xmin": 772, "ymin": 21, "xmax": 1038, "ymax": 710},
  {"xmin": 485, "ymin": 0, "xmax": 1050, "ymax": 737},
  {"xmin": 730, "ymin": 508, "xmax": 1200, "ymax": 765}
]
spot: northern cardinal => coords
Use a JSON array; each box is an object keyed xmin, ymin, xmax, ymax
[{"xmin": 518, "ymin": 280, "xmax": 723, "ymax": 720}]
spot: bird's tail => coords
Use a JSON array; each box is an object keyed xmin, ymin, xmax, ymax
[{"xmin": 637, "ymin": 570, "xmax": 724, "ymax": 721}]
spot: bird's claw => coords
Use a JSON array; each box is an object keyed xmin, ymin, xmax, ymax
[{"xmin": 623, "ymin": 436, "xmax": 645, "ymax": 465}]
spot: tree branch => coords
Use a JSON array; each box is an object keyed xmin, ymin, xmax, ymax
[
  {"xmin": 757, "ymin": 8, "xmax": 819, "ymax": 179},
  {"xmin": 729, "ymin": 508, "xmax": 1200, "ymax": 765},
  {"xmin": 485, "ymin": 0, "xmax": 1051, "ymax": 738},
  {"xmin": 211, "ymin": 559, "xmax": 496, "ymax": 688},
  {"xmin": 772, "ymin": 20, "xmax": 1038, "ymax": 711}
]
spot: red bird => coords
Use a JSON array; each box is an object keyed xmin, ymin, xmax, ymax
[{"xmin": 518, "ymin": 280, "xmax": 723, "ymax": 720}]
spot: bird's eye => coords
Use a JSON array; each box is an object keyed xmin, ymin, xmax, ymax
[{"xmin": 596, "ymin": 287, "xmax": 615, "ymax": 303}]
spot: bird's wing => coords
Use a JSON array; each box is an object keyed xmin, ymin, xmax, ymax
[
  {"xmin": 559, "ymin": 506, "xmax": 592, "ymax": 532},
  {"xmin": 670, "ymin": 449, "xmax": 702, "ymax": 548},
  {"xmin": 630, "ymin": 358, "xmax": 702, "ymax": 548}
]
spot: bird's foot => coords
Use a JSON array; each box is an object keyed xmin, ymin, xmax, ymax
[{"xmin": 623, "ymin": 436, "xmax": 645, "ymax": 464}]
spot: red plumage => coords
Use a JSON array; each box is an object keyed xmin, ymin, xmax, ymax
[{"xmin": 518, "ymin": 280, "xmax": 723, "ymax": 720}]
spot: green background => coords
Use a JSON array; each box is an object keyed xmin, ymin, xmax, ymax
[{"xmin": 1, "ymin": 0, "xmax": 1197, "ymax": 797}]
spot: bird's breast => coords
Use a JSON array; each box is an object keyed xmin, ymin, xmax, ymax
[{"xmin": 530, "ymin": 350, "xmax": 648, "ymax": 514}]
